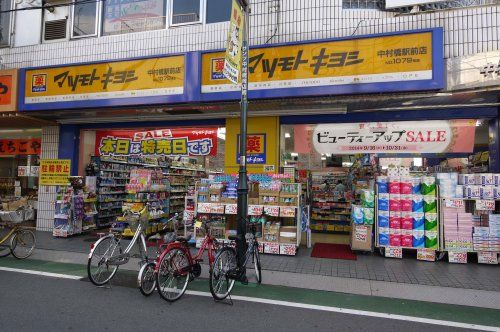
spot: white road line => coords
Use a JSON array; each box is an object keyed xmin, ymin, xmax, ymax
[
  {"xmin": 1, "ymin": 267, "xmax": 498, "ymax": 332},
  {"xmin": 185, "ymin": 291, "xmax": 500, "ymax": 332},
  {"xmin": 0, "ymin": 266, "xmax": 83, "ymax": 280}
]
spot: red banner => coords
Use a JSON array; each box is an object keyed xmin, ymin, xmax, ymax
[
  {"xmin": 95, "ymin": 128, "xmax": 218, "ymax": 157},
  {"xmin": 0, "ymin": 138, "xmax": 41, "ymax": 156}
]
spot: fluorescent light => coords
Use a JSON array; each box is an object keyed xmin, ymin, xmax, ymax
[
  {"xmin": 290, "ymin": 152, "xmax": 298, "ymax": 157},
  {"xmin": 413, "ymin": 158, "xmax": 423, "ymax": 167},
  {"xmin": 284, "ymin": 133, "xmax": 291, "ymax": 138}
]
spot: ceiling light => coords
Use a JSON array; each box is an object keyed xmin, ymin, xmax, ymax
[{"xmin": 284, "ymin": 133, "xmax": 291, "ymax": 138}]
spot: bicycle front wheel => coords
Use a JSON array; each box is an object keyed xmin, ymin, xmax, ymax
[
  {"xmin": 210, "ymin": 246, "xmax": 237, "ymax": 301},
  {"xmin": 0, "ymin": 243, "xmax": 10, "ymax": 257},
  {"xmin": 156, "ymin": 248, "xmax": 190, "ymax": 302},
  {"xmin": 11, "ymin": 229, "xmax": 36, "ymax": 259},
  {"xmin": 138, "ymin": 262, "xmax": 156, "ymax": 296},
  {"xmin": 87, "ymin": 236, "xmax": 122, "ymax": 286}
]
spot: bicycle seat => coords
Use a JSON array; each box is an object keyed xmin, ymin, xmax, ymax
[{"xmin": 177, "ymin": 234, "xmax": 192, "ymax": 242}]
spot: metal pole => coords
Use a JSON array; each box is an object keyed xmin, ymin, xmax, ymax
[{"xmin": 236, "ymin": 1, "xmax": 250, "ymax": 279}]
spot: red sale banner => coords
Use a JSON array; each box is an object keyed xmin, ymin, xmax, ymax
[{"xmin": 95, "ymin": 128, "xmax": 218, "ymax": 157}]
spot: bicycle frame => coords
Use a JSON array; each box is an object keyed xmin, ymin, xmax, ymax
[
  {"xmin": 155, "ymin": 231, "xmax": 217, "ymax": 273},
  {"xmin": 0, "ymin": 225, "xmax": 18, "ymax": 245},
  {"xmin": 89, "ymin": 223, "xmax": 148, "ymax": 265}
]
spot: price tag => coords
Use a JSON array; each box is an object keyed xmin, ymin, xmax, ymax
[
  {"xmin": 263, "ymin": 242, "xmax": 280, "ymax": 254},
  {"xmin": 279, "ymin": 243, "xmax": 297, "ymax": 256},
  {"xmin": 445, "ymin": 199, "xmax": 464, "ymax": 208},
  {"xmin": 225, "ymin": 204, "xmax": 237, "ymax": 215},
  {"xmin": 448, "ymin": 251, "xmax": 468, "ymax": 264},
  {"xmin": 280, "ymin": 206, "xmax": 296, "ymax": 218},
  {"xmin": 478, "ymin": 251, "xmax": 499, "ymax": 265},
  {"xmin": 475, "ymin": 200, "xmax": 495, "ymax": 211},
  {"xmin": 210, "ymin": 205, "xmax": 225, "ymax": 214},
  {"xmin": 264, "ymin": 205, "xmax": 280, "ymax": 217},
  {"xmin": 385, "ymin": 247, "xmax": 403, "ymax": 259},
  {"xmin": 196, "ymin": 203, "xmax": 211, "ymax": 214},
  {"xmin": 354, "ymin": 225, "xmax": 368, "ymax": 242},
  {"xmin": 417, "ymin": 249, "xmax": 436, "ymax": 262},
  {"xmin": 248, "ymin": 205, "xmax": 264, "ymax": 216}
]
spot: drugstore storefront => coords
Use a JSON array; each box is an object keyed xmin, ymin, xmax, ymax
[{"xmin": 18, "ymin": 28, "xmax": 499, "ymax": 258}]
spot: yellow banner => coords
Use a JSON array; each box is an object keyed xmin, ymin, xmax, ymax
[
  {"xmin": 223, "ymin": 0, "xmax": 244, "ymax": 84},
  {"xmin": 203, "ymin": 32, "xmax": 433, "ymax": 92},
  {"xmin": 39, "ymin": 159, "xmax": 71, "ymax": 186},
  {"xmin": 25, "ymin": 55, "xmax": 185, "ymax": 104}
]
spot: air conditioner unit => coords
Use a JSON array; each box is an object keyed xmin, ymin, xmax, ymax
[{"xmin": 42, "ymin": 0, "xmax": 69, "ymax": 42}]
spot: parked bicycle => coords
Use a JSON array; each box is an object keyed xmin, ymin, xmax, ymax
[
  {"xmin": 137, "ymin": 215, "xmax": 180, "ymax": 296},
  {"xmin": 0, "ymin": 222, "xmax": 36, "ymax": 259},
  {"xmin": 87, "ymin": 203, "xmax": 178, "ymax": 286},
  {"xmin": 155, "ymin": 218, "xmax": 221, "ymax": 302},
  {"xmin": 209, "ymin": 220, "xmax": 262, "ymax": 301}
]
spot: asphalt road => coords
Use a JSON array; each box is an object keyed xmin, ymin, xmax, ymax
[{"xmin": 0, "ymin": 270, "xmax": 476, "ymax": 332}]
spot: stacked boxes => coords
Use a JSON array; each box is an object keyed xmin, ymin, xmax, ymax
[
  {"xmin": 459, "ymin": 173, "xmax": 500, "ymax": 199},
  {"xmin": 473, "ymin": 214, "xmax": 500, "ymax": 252},
  {"xmin": 377, "ymin": 170, "xmax": 436, "ymax": 249},
  {"xmin": 352, "ymin": 190, "xmax": 375, "ymax": 226},
  {"xmin": 443, "ymin": 204, "xmax": 473, "ymax": 251}
]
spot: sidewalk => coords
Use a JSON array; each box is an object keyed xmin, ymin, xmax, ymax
[{"xmin": 24, "ymin": 231, "xmax": 500, "ymax": 309}]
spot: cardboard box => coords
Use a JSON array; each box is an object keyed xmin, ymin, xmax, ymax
[
  {"xmin": 279, "ymin": 226, "xmax": 297, "ymax": 244},
  {"xmin": 350, "ymin": 224, "xmax": 373, "ymax": 251},
  {"xmin": 263, "ymin": 224, "xmax": 280, "ymax": 242}
]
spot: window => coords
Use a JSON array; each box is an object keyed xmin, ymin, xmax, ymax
[
  {"xmin": 342, "ymin": 0, "xmax": 383, "ymax": 9},
  {"xmin": 103, "ymin": 0, "xmax": 166, "ymax": 36},
  {"xmin": 206, "ymin": 0, "xmax": 232, "ymax": 24},
  {"xmin": 171, "ymin": 0, "xmax": 201, "ymax": 25},
  {"xmin": 72, "ymin": 0, "xmax": 99, "ymax": 38},
  {"xmin": 0, "ymin": 0, "xmax": 11, "ymax": 46}
]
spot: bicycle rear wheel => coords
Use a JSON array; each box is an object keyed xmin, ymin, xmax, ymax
[
  {"xmin": 87, "ymin": 236, "xmax": 122, "ymax": 286},
  {"xmin": 11, "ymin": 229, "xmax": 36, "ymax": 259},
  {"xmin": 156, "ymin": 248, "xmax": 190, "ymax": 302},
  {"xmin": 210, "ymin": 246, "xmax": 237, "ymax": 301},
  {"xmin": 138, "ymin": 262, "xmax": 156, "ymax": 296},
  {"xmin": 253, "ymin": 244, "xmax": 262, "ymax": 284}
]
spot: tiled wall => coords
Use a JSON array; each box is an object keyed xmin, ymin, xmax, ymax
[
  {"xmin": 0, "ymin": 1, "xmax": 498, "ymax": 69},
  {"xmin": 36, "ymin": 126, "xmax": 59, "ymax": 231}
]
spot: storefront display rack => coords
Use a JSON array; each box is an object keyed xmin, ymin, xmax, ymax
[
  {"xmin": 193, "ymin": 178, "xmax": 301, "ymax": 256},
  {"xmin": 53, "ymin": 187, "xmax": 97, "ymax": 237},
  {"xmin": 310, "ymin": 173, "xmax": 352, "ymax": 234},
  {"xmin": 120, "ymin": 167, "xmax": 171, "ymax": 237}
]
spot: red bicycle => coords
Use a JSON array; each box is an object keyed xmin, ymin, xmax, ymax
[{"xmin": 155, "ymin": 219, "xmax": 220, "ymax": 302}]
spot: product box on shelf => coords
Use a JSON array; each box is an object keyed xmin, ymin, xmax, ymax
[
  {"xmin": 279, "ymin": 226, "xmax": 297, "ymax": 244},
  {"xmin": 378, "ymin": 227, "xmax": 389, "ymax": 246},
  {"xmin": 378, "ymin": 211, "xmax": 389, "ymax": 228},
  {"xmin": 421, "ymin": 176, "xmax": 436, "ymax": 196},
  {"xmin": 413, "ymin": 230, "xmax": 425, "ymax": 248},
  {"xmin": 263, "ymin": 223, "xmax": 280, "ymax": 243},
  {"xmin": 378, "ymin": 193, "xmax": 389, "ymax": 211}
]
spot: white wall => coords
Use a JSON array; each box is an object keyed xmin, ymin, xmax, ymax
[
  {"xmin": 13, "ymin": 4, "xmax": 42, "ymax": 47},
  {"xmin": 0, "ymin": 0, "xmax": 498, "ymax": 69}
]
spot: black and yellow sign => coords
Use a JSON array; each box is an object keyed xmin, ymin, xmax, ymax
[{"xmin": 39, "ymin": 159, "xmax": 71, "ymax": 186}]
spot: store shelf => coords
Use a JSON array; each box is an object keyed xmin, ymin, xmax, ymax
[
  {"xmin": 98, "ymin": 199, "xmax": 124, "ymax": 203},
  {"xmin": 99, "ymin": 184, "xmax": 126, "ymax": 187},
  {"xmin": 170, "ymin": 166, "xmax": 205, "ymax": 172},
  {"xmin": 311, "ymin": 230, "xmax": 350, "ymax": 235},
  {"xmin": 100, "ymin": 169, "xmax": 129, "ymax": 173},
  {"xmin": 99, "ymin": 206, "xmax": 122, "ymax": 211},
  {"xmin": 98, "ymin": 213, "xmax": 121, "ymax": 219},
  {"xmin": 99, "ymin": 177, "xmax": 129, "ymax": 180}
]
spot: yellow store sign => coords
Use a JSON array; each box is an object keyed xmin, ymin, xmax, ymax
[
  {"xmin": 202, "ymin": 31, "xmax": 433, "ymax": 93},
  {"xmin": 39, "ymin": 159, "xmax": 71, "ymax": 186},
  {"xmin": 25, "ymin": 55, "xmax": 185, "ymax": 104}
]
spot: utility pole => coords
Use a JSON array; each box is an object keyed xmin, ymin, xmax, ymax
[{"xmin": 235, "ymin": 0, "xmax": 250, "ymax": 280}]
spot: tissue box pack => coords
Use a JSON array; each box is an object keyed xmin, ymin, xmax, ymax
[
  {"xmin": 389, "ymin": 180, "xmax": 401, "ymax": 194},
  {"xmin": 363, "ymin": 208, "xmax": 374, "ymax": 224},
  {"xmin": 424, "ymin": 196, "xmax": 437, "ymax": 213},
  {"xmin": 378, "ymin": 232, "xmax": 389, "ymax": 246},
  {"xmin": 378, "ymin": 193, "xmax": 389, "ymax": 211},
  {"xmin": 476, "ymin": 173, "xmax": 494, "ymax": 185},
  {"xmin": 480, "ymin": 186, "xmax": 494, "ymax": 200},
  {"xmin": 421, "ymin": 176, "xmax": 436, "ymax": 195},
  {"xmin": 389, "ymin": 197, "xmax": 401, "ymax": 212},
  {"xmin": 412, "ymin": 195, "xmax": 424, "ymax": 212},
  {"xmin": 413, "ymin": 230, "xmax": 425, "ymax": 247},
  {"xmin": 410, "ymin": 177, "xmax": 421, "ymax": 194},
  {"xmin": 400, "ymin": 195, "xmax": 412, "ymax": 211},
  {"xmin": 361, "ymin": 190, "xmax": 375, "ymax": 208},
  {"xmin": 425, "ymin": 231, "xmax": 438, "ymax": 249},
  {"xmin": 378, "ymin": 211, "xmax": 389, "ymax": 228},
  {"xmin": 425, "ymin": 213, "xmax": 438, "ymax": 231},
  {"xmin": 401, "ymin": 234, "xmax": 413, "ymax": 247},
  {"xmin": 351, "ymin": 205, "xmax": 364, "ymax": 224},
  {"xmin": 390, "ymin": 234, "xmax": 401, "ymax": 247},
  {"xmin": 494, "ymin": 174, "xmax": 500, "ymax": 185},
  {"xmin": 413, "ymin": 212, "xmax": 425, "ymax": 230},
  {"xmin": 464, "ymin": 185, "xmax": 481, "ymax": 199},
  {"xmin": 494, "ymin": 187, "xmax": 500, "ymax": 199},
  {"xmin": 458, "ymin": 174, "xmax": 475, "ymax": 185},
  {"xmin": 377, "ymin": 176, "xmax": 389, "ymax": 193},
  {"xmin": 401, "ymin": 213, "xmax": 414, "ymax": 230},
  {"xmin": 389, "ymin": 214, "xmax": 401, "ymax": 229},
  {"xmin": 400, "ymin": 178, "xmax": 413, "ymax": 194}
]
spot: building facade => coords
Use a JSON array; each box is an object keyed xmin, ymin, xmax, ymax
[{"xmin": 0, "ymin": 0, "xmax": 499, "ymax": 233}]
